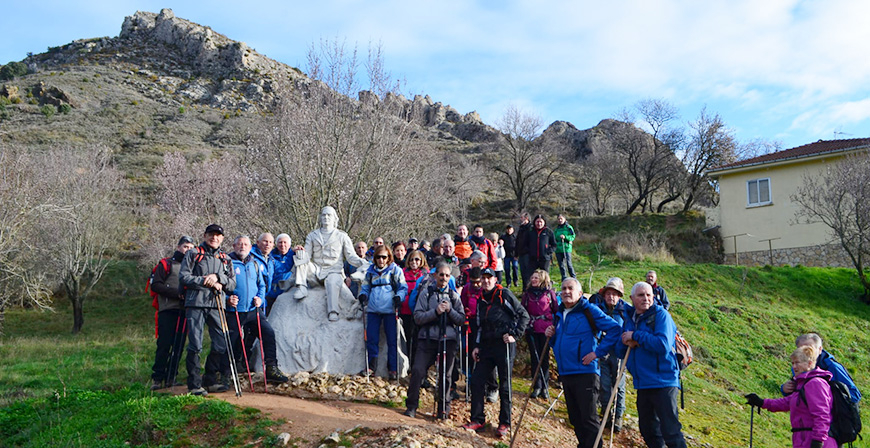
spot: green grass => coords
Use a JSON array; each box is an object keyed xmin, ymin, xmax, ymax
[{"xmin": 2, "ymin": 255, "xmax": 870, "ymax": 447}]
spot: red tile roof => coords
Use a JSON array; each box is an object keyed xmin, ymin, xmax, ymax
[{"xmin": 710, "ymin": 137, "xmax": 870, "ymax": 172}]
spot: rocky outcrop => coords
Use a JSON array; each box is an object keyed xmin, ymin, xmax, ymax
[{"xmin": 541, "ymin": 118, "xmax": 657, "ymax": 160}]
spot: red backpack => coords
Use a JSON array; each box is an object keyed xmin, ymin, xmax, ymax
[{"xmin": 145, "ymin": 258, "xmax": 172, "ymax": 338}]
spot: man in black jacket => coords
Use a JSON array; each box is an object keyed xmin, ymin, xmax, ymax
[
  {"xmin": 463, "ymin": 268, "xmax": 530, "ymax": 438},
  {"xmin": 501, "ymin": 225, "xmax": 518, "ymax": 287},
  {"xmin": 149, "ymin": 236, "xmax": 195, "ymax": 390},
  {"xmin": 180, "ymin": 224, "xmax": 237, "ymax": 396}
]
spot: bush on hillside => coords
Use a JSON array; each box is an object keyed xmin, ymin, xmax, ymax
[
  {"xmin": 0, "ymin": 61, "xmax": 27, "ymax": 81},
  {"xmin": 605, "ymin": 230, "xmax": 675, "ymax": 263}
]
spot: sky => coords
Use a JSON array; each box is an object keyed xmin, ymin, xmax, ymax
[{"xmin": 3, "ymin": 0, "xmax": 870, "ymax": 150}]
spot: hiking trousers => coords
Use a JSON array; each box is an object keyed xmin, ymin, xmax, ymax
[
  {"xmin": 470, "ymin": 339, "xmax": 516, "ymax": 426},
  {"xmin": 185, "ymin": 307, "xmax": 230, "ymax": 389},
  {"xmin": 406, "ymin": 338, "xmax": 456, "ymax": 415},
  {"xmin": 563, "ymin": 373, "xmax": 602, "ymax": 448},
  {"xmin": 152, "ymin": 308, "xmax": 186, "ymax": 382},
  {"xmin": 636, "ymin": 387, "xmax": 687, "ymax": 448}
]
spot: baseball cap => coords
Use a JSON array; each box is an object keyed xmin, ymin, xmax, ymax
[
  {"xmin": 204, "ymin": 224, "xmax": 224, "ymax": 235},
  {"xmin": 481, "ymin": 268, "xmax": 496, "ymax": 277}
]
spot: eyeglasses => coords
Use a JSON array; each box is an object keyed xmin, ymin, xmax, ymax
[
  {"xmin": 437, "ymin": 273, "xmax": 451, "ymax": 277},
  {"xmin": 409, "ymin": 257, "xmax": 422, "ymax": 261},
  {"xmin": 374, "ymin": 255, "xmax": 388, "ymax": 260}
]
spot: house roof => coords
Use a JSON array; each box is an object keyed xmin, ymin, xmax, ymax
[{"xmin": 708, "ymin": 137, "xmax": 870, "ymax": 174}]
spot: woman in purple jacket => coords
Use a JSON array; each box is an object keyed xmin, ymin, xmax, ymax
[{"xmin": 745, "ymin": 345, "xmax": 835, "ymax": 448}]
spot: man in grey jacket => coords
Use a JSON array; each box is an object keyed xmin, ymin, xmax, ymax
[{"xmin": 180, "ymin": 224, "xmax": 237, "ymax": 396}]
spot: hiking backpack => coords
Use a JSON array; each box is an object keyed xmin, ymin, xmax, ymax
[
  {"xmin": 523, "ymin": 289, "xmax": 558, "ymax": 333},
  {"xmin": 145, "ymin": 258, "xmax": 172, "ymax": 338},
  {"xmin": 798, "ymin": 378, "xmax": 862, "ymax": 446},
  {"xmin": 644, "ymin": 312, "xmax": 693, "ymax": 370}
]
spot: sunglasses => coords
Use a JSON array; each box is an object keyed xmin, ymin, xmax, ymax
[
  {"xmin": 374, "ymin": 255, "xmax": 388, "ymax": 260},
  {"xmin": 409, "ymin": 257, "xmax": 422, "ymax": 261}
]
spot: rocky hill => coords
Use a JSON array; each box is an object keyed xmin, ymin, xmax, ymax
[{"xmin": 0, "ymin": 9, "xmax": 656, "ymax": 197}]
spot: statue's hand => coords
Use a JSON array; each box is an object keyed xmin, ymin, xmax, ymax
[{"xmin": 349, "ymin": 270, "xmax": 366, "ymax": 282}]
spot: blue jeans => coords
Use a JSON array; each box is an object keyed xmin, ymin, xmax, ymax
[
  {"xmin": 556, "ymin": 252, "xmax": 575, "ymax": 280},
  {"xmin": 599, "ymin": 353, "xmax": 626, "ymax": 424},
  {"xmin": 365, "ymin": 312, "xmax": 398, "ymax": 372},
  {"xmin": 504, "ymin": 256, "xmax": 519, "ymax": 286},
  {"xmin": 636, "ymin": 387, "xmax": 687, "ymax": 448}
]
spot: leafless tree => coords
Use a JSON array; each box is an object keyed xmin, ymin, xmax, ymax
[
  {"xmin": 244, "ymin": 40, "xmax": 468, "ymax": 243},
  {"xmin": 578, "ymin": 150, "xmax": 622, "ymax": 215},
  {"xmin": 792, "ymin": 153, "xmax": 870, "ymax": 301},
  {"xmin": 489, "ymin": 105, "xmax": 568, "ymax": 211},
  {"xmin": 608, "ymin": 99, "xmax": 684, "ymax": 214},
  {"xmin": 680, "ymin": 108, "xmax": 738, "ymax": 211},
  {"xmin": 34, "ymin": 146, "xmax": 128, "ymax": 333},
  {"xmin": 0, "ymin": 146, "xmax": 53, "ymax": 334}
]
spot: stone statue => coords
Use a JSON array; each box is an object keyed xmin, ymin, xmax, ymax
[{"xmin": 290, "ymin": 206, "xmax": 369, "ymax": 321}]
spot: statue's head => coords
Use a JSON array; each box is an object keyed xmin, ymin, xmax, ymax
[{"xmin": 319, "ymin": 206, "xmax": 338, "ymax": 230}]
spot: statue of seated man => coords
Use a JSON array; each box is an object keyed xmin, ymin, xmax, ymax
[{"xmin": 290, "ymin": 206, "xmax": 369, "ymax": 321}]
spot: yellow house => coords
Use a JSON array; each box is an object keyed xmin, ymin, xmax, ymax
[{"xmin": 706, "ymin": 138, "xmax": 870, "ymax": 267}]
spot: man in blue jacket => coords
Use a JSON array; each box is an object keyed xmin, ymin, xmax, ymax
[
  {"xmin": 781, "ymin": 332, "xmax": 861, "ymax": 403},
  {"xmin": 227, "ymin": 235, "xmax": 288, "ymax": 384},
  {"xmin": 544, "ymin": 277, "xmax": 621, "ymax": 448},
  {"xmin": 265, "ymin": 233, "xmax": 294, "ymax": 316},
  {"xmin": 618, "ymin": 282, "xmax": 687, "ymax": 448}
]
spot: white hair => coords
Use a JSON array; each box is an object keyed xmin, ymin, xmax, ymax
[
  {"xmin": 470, "ymin": 250, "xmax": 485, "ymax": 261},
  {"xmin": 562, "ymin": 277, "xmax": 582, "ymax": 290},
  {"xmin": 796, "ymin": 333, "xmax": 823, "ymax": 349},
  {"xmin": 631, "ymin": 281, "xmax": 652, "ymax": 297},
  {"xmin": 276, "ymin": 233, "xmax": 291, "ymax": 243}
]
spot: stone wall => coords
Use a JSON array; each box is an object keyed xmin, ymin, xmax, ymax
[{"xmin": 723, "ymin": 243, "xmax": 853, "ymax": 267}]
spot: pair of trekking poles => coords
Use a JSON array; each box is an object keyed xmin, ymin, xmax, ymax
[
  {"xmin": 215, "ymin": 290, "xmax": 268, "ymax": 396},
  {"xmin": 510, "ymin": 344, "xmax": 632, "ymax": 448}
]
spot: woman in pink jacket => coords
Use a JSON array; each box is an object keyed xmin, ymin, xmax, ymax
[{"xmin": 745, "ymin": 345, "xmax": 835, "ymax": 448}]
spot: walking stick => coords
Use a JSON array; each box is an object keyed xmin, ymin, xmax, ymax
[
  {"xmin": 362, "ymin": 301, "xmax": 370, "ymax": 383},
  {"xmin": 256, "ymin": 308, "xmax": 267, "ymax": 392},
  {"xmin": 749, "ymin": 405, "xmax": 754, "ymax": 448},
  {"xmin": 216, "ymin": 291, "xmax": 242, "ymax": 397},
  {"xmin": 506, "ymin": 338, "xmax": 513, "ymax": 426},
  {"xmin": 509, "ymin": 334, "xmax": 551, "ymax": 448},
  {"xmin": 541, "ymin": 388, "xmax": 563, "ymax": 421},
  {"xmin": 167, "ymin": 318, "xmax": 187, "ymax": 387},
  {"xmin": 235, "ymin": 310, "xmax": 254, "ymax": 393},
  {"xmin": 395, "ymin": 307, "xmax": 401, "ymax": 388},
  {"xmin": 438, "ymin": 309, "xmax": 449, "ymax": 419},
  {"xmin": 593, "ymin": 347, "xmax": 631, "ymax": 448},
  {"xmin": 464, "ymin": 324, "xmax": 470, "ymax": 403},
  {"xmin": 164, "ymin": 314, "xmax": 183, "ymax": 387}
]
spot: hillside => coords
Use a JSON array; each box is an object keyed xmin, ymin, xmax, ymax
[{"xmin": 1, "ymin": 256, "xmax": 867, "ymax": 447}]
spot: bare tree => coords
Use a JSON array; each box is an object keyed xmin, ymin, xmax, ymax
[
  {"xmin": 608, "ymin": 99, "xmax": 683, "ymax": 214},
  {"xmin": 244, "ymin": 40, "xmax": 467, "ymax": 242},
  {"xmin": 578, "ymin": 150, "xmax": 622, "ymax": 215},
  {"xmin": 35, "ymin": 146, "xmax": 127, "ymax": 333},
  {"xmin": 489, "ymin": 105, "xmax": 568, "ymax": 211},
  {"xmin": 0, "ymin": 146, "xmax": 53, "ymax": 334},
  {"xmin": 792, "ymin": 153, "xmax": 870, "ymax": 301},
  {"xmin": 680, "ymin": 108, "xmax": 738, "ymax": 211}
]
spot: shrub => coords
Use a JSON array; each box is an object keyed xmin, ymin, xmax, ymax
[
  {"xmin": 605, "ymin": 230, "xmax": 675, "ymax": 263},
  {"xmin": 178, "ymin": 106, "xmax": 185, "ymax": 114},
  {"xmin": 58, "ymin": 103, "xmax": 71, "ymax": 115},
  {"xmin": 0, "ymin": 61, "xmax": 27, "ymax": 81},
  {"xmin": 39, "ymin": 104, "xmax": 56, "ymax": 118}
]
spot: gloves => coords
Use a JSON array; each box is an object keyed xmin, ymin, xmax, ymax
[
  {"xmin": 393, "ymin": 296, "xmax": 402, "ymax": 309},
  {"xmin": 809, "ymin": 440, "xmax": 823, "ymax": 448},
  {"xmin": 357, "ymin": 294, "xmax": 368, "ymax": 307},
  {"xmin": 744, "ymin": 393, "xmax": 764, "ymax": 408}
]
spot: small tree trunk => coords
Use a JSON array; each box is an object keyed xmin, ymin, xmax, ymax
[{"xmin": 71, "ymin": 295, "xmax": 84, "ymax": 334}]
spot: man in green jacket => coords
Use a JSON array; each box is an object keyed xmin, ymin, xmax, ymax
[{"xmin": 554, "ymin": 214, "xmax": 576, "ymax": 280}]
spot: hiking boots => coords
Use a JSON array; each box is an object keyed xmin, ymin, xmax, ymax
[
  {"xmin": 189, "ymin": 387, "xmax": 208, "ymax": 396},
  {"xmin": 462, "ymin": 421, "xmax": 485, "ymax": 432},
  {"xmin": 388, "ymin": 371, "xmax": 397, "ymax": 381},
  {"xmin": 402, "ymin": 408, "xmax": 416, "ymax": 418},
  {"xmin": 265, "ymin": 365, "xmax": 290, "ymax": 383},
  {"xmin": 529, "ymin": 388, "xmax": 540, "ymax": 399},
  {"xmin": 486, "ymin": 389, "xmax": 499, "ymax": 403},
  {"xmin": 207, "ymin": 382, "xmax": 229, "ymax": 393},
  {"xmin": 151, "ymin": 379, "xmax": 163, "ymax": 391},
  {"xmin": 496, "ymin": 423, "xmax": 510, "ymax": 438}
]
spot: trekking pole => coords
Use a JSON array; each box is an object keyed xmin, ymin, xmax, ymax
[
  {"xmin": 256, "ymin": 308, "xmax": 267, "ymax": 392},
  {"xmin": 464, "ymin": 324, "xmax": 470, "ymax": 403},
  {"xmin": 509, "ymin": 334, "xmax": 551, "ymax": 448},
  {"xmin": 541, "ymin": 388, "xmax": 563, "ymax": 421},
  {"xmin": 395, "ymin": 307, "xmax": 401, "ymax": 388},
  {"xmin": 235, "ymin": 310, "xmax": 254, "ymax": 393},
  {"xmin": 216, "ymin": 291, "xmax": 242, "ymax": 397},
  {"xmin": 593, "ymin": 347, "xmax": 631, "ymax": 448},
  {"xmin": 439, "ymin": 309, "xmax": 448, "ymax": 419},
  {"xmin": 164, "ymin": 314, "xmax": 182, "ymax": 388},
  {"xmin": 506, "ymin": 339, "xmax": 513, "ymax": 427},
  {"xmin": 167, "ymin": 318, "xmax": 187, "ymax": 388},
  {"xmin": 362, "ymin": 301, "xmax": 370, "ymax": 383},
  {"xmin": 749, "ymin": 405, "xmax": 754, "ymax": 448}
]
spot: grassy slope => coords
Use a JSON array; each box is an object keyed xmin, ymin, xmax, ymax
[{"xmin": 2, "ymin": 253, "xmax": 869, "ymax": 446}]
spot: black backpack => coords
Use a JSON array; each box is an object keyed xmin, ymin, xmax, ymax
[{"xmin": 798, "ymin": 378, "xmax": 862, "ymax": 446}]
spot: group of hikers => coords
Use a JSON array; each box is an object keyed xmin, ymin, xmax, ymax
[{"xmin": 148, "ymin": 210, "xmax": 861, "ymax": 448}]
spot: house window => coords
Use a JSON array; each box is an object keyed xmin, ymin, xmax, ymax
[{"xmin": 747, "ymin": 178, "xmax": 771, "ymax": 206}]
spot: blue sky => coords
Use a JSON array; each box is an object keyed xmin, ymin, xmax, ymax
[{"xmin": 3, "ymin": 0, "xmax": 870, "ymax": 150}]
